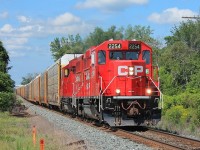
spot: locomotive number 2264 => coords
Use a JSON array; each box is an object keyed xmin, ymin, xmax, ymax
[{"xmin": 108, "ymin": 43, "xmax": 122, "ymax": 49}]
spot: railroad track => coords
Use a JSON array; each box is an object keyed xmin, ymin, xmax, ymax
[
  {"xmin": 138, "ymin": 127, "xmax": 200, "ymax": 150},
  {"xmin": 113, "ymin": 129, "xmax": 182, "ymax": 150},
  {"xmin": 22, "ymin": 98, "xmax": 200, "ymax": 150},
  {"xmin": 114, "ymin": 126, "xmax": 200, "ymax": 150}
]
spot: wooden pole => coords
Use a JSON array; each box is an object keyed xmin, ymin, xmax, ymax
[
  {"xmin": 32, "ymin": 126, "xmax": 36, "ymax": 146},
  {"xmin": 40, "ymin": 139, "xmax": 45, "ymax": 150}
]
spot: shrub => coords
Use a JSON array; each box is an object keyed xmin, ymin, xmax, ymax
[
  {"xmin": 0, "ymin": 72, "xmax": 14, "ymax": 92},
  {"xmin": 165, "ymin": 105, "xmax": 189, "ymax": 126},
  {"xmin": 0, "ymin": 92, "xmax": 15, "ymax": 111}
]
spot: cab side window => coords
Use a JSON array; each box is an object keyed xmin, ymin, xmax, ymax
[
  {"xmin": 142, "ymin": 50, "xmax": 150, "ymax": 64},
  {"xmin": 98, "ymin": 50, "xmax": 106, "ymax": 64},
  {"xmin": 64, "ymin": 69, "xmax": 69, "ymax": 77}
]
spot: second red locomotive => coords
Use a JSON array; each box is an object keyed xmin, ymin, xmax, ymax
[{"xmin": 16, "ymin": 39, "xmax": 162, "ymax": 126}]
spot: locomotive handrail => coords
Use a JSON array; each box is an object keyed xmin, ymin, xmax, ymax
[
  {"xmin": 99, "ymin": 75, "xmax": 118, "ymax": 111},
  {"xmin": 101, "ymin": 76, "xmax": 118, "ymax": 95},
  {"xmin": 149, "ymin": 77, "xmax": 163, "ymax": 109},
  {"xmin": 99, "ymin": 76, "xmax": 103, "ymax": 112},
  {"xmin": 72, "ymin": 82, "xmax": 84, "ymax": 96}
]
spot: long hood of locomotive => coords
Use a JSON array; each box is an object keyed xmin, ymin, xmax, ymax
[{"xmin": 104, "ymin": 61, "xmax": 146, "ymax": 96}]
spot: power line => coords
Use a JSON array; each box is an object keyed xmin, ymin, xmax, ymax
[{"xmin": 182, "ymin": 16, "xmax": 200, "ymax": 19}]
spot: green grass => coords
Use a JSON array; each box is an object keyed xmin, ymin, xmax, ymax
[{"xmin": 0, "ymin": 112, "xmax": 57, "ymax": 150}]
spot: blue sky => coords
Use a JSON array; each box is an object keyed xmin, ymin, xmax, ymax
[{"xmin": 0, "ymin": 0, "xmax": 199, "ymax": 85}]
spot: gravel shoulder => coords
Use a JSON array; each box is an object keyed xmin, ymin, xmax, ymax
[{"xmin": 24, "ymin": 100, "xmax": 152, "ymax": 150}]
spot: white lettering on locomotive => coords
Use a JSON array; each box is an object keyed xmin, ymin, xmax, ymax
[
  {"xmin": 118, "ymin": 66, "xmax": 143, "ymax": 76},
  {"xmin": 135, "ymin": 66, "xmax": 143, "ymax": 75},
  {"xmin": 86, "ymin": 83, "xmax": 90, "ymax": 90},
  {"xmin": 85, "ymin": 71, "xmax": 90, "ymax": 80},
  {"xmin": 118, "ymin": 66, "xmax": 128, "ymax": 76},
  {"xmin": 75, "ymin": 75, "xmax": 81, "ymax": 82}
]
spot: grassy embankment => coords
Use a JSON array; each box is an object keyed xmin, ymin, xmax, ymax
[{"xmin": 0, "ymin": 112, "xmax": 56, "ymax": 150}]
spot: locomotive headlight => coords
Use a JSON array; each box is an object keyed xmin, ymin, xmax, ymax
[
  {"xmin": 116, "ymin": 89, "xmax": 121, "ymax": 94},
  {"xmin": 146, "ymin": 88, "xmax": 152, "ymax": 94},
  {"xmin": 129, "ymin": 67, "xmax": 134, "ymax": 71},
  {"xmin": 129, "ymin": 67, "xmax": 134, "ymax": 75}
]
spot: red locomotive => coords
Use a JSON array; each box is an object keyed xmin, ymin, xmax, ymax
[{"xmin": 16, "ymin": 39, "xmax": 162, "ymax": 126}]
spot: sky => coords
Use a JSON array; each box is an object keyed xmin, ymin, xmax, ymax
[{"xmin": 0, "ymin": 0, "xmax": 199, "ymax": 85}]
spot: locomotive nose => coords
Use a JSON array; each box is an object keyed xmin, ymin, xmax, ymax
[{"xmin": 111, "ymin": 61, "xmax": 146, "ymax": 96}]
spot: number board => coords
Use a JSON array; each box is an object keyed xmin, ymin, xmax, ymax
[
  {"xmin": 129, "ymin": 43, "xmax": 141, "ymax": 50},
  {"xmin": 108, "ymin": 43, "xmax": 122, "ymax": 49}
]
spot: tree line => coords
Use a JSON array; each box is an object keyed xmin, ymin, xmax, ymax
[
  {"xmin": 159, "ymin": 20, "xmax": 200, "ymax": 134},
  {"xmin": 50, "ymin": 25, "xmax": 161, "ymax": 61}
]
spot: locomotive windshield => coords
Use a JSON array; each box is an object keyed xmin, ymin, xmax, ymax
[
  {"xmin": 142, "ymin": 50, "xmax": 150, "ymax": 64},
  {"xmin": 110, "ymin": 51, "xmax": 139, "ymax": 60}
]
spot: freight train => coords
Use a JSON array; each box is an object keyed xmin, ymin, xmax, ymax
[{"xmin": 16, "ymin": 39, "xmax": 162, "ymax": 126}]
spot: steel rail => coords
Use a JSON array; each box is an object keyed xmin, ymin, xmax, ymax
[{"xmin": 116, "ymin": 129, "xmax": 182, "ymax": 150}]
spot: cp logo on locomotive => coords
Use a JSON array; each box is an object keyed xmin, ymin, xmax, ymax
[{"xmin": 118, "ymin": 66, "xmax": 143, "ymax": 76}]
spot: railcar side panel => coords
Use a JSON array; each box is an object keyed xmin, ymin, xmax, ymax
[
  {"xmin": 47, "ymin": 60, "xmax": 60, "ymax": 106},
  {"xmin": 40, "ymin": 72, "xmax": 48, "ymax": 105},
  {"xmin": 33, "ymin": 76, "xmax": 40, "ymax": 103}
]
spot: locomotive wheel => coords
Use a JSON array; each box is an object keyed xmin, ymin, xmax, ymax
[
  {"xmin": 109, "ymin": 126, "xmax": 118, "ymax": 132},
  {"xmin": 94, "ymin": 120, "xmax": 103, "ymax": 127},
  {"xmin": 103, "ymin": 123, "xmax": 110, "ymax": 129},
  {"xmin": 71, "ymin": 106, "xmax": 77, "ymax": 118},
  {"xmin": 49, "ymin": 104, "xmax": 52, "ymax": 110}
]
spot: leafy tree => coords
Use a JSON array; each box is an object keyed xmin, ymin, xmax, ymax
[
  {"xmin": 0, "ymin": 72, "xmax": 15, "ymax": 92},
  {"xmin": 160, "ymin": 20, "xmax": 200, "ymax": 94},
  {"xmin": 85, "ymin": 26, "xmax": 124, "ymax": 49},
  {"xmin": 0, "ymin": 41, "xmax": 10, "ymax": 73},
  {"xmin": 84, "ymin": 27, "xmax": 107, "ymax": 48},
  {"xmin": 105, "ymin": 25, "xmax": 124, "ymax": 40},
  {"xmin": 50, "ymin": 25, "xmax": 161, "ymax": 62},
  {"xmin": 0, "ymin": 92, "xmax": 15, "ymax": 111},
  {"xmin": 123, "ymin": 25, "xmax": 162, "ymax": 65},
  {"xmin": 21, "ymin": 73, "xmax": 38, "ymax": 85},
  {"xmin": 50, "ymin": 34, "xmax": 84, "ymax": 61},
  {"xmin": 165, "ymin": 20, "xmax": 200, "ymax": 53},
  {"xmin": 0, "ymin": 41, "xmax": 15, "ymax": 111},
  {"xmin": 50, "ymin": 37, "xmax": 65, "ymax": 61}
]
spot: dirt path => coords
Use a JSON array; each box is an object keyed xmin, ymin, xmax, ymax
[{"xmin": 26, "ymin": 109, "xmax": 88, "ymax": 150}]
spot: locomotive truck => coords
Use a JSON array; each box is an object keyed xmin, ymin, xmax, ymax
[{"xmin": 16, "ymin": 39, "xmax": 162, "ymax": 126}]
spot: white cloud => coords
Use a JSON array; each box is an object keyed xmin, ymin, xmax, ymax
[
  {"xmin": 44, "ymin": 12, "xmax": 93, "ymax": 35},
  {"xmin": 76, "ymin": 0, "xmax": 148, "ymax": 12},
  {"xmin": 51, "ymin": 13, "xmax": 81, "ymax": 26},
  {"xmin": 0, "ymin": 24, "xmax": 15, "ymax": 33},
  {"xmin": 8, "ymin": 50, "xmax": 26, "ymax": 57},
  {"xmin": 17, "ymin": 15, "xmax": 31, "ymax": 23},
  {"xmin": 2, "ymin": 37, "xmax": 29, "ymax": 58},
  {"xmin": 19, "ymin": 25, "xmax": 34, "ymax": 32},
  {"xmin": 5, "ymin": 37, "xmax": 28, "ymax": 46},
  {"xmin": 0, "ymin": 11, "xmax": 8, "ymax": 19},
  {"xmin": 1, "ymin": 12, "xmax": 92, "ymax": 37},
  {"xmin": 0, "ymin": 12, "xmax": 93, "ymax": 57},
  {"xmin": 148, "ymin": 7, "xmax": 197, "ymax": 24},
  {"xmin": 45, "ymin": 22, "xmax": 92, "ymax": 35}
]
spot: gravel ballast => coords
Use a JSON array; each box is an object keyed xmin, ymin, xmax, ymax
[{"xmin": 24, "ymin": 101, "xmax": 152, "ymax": 150}]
